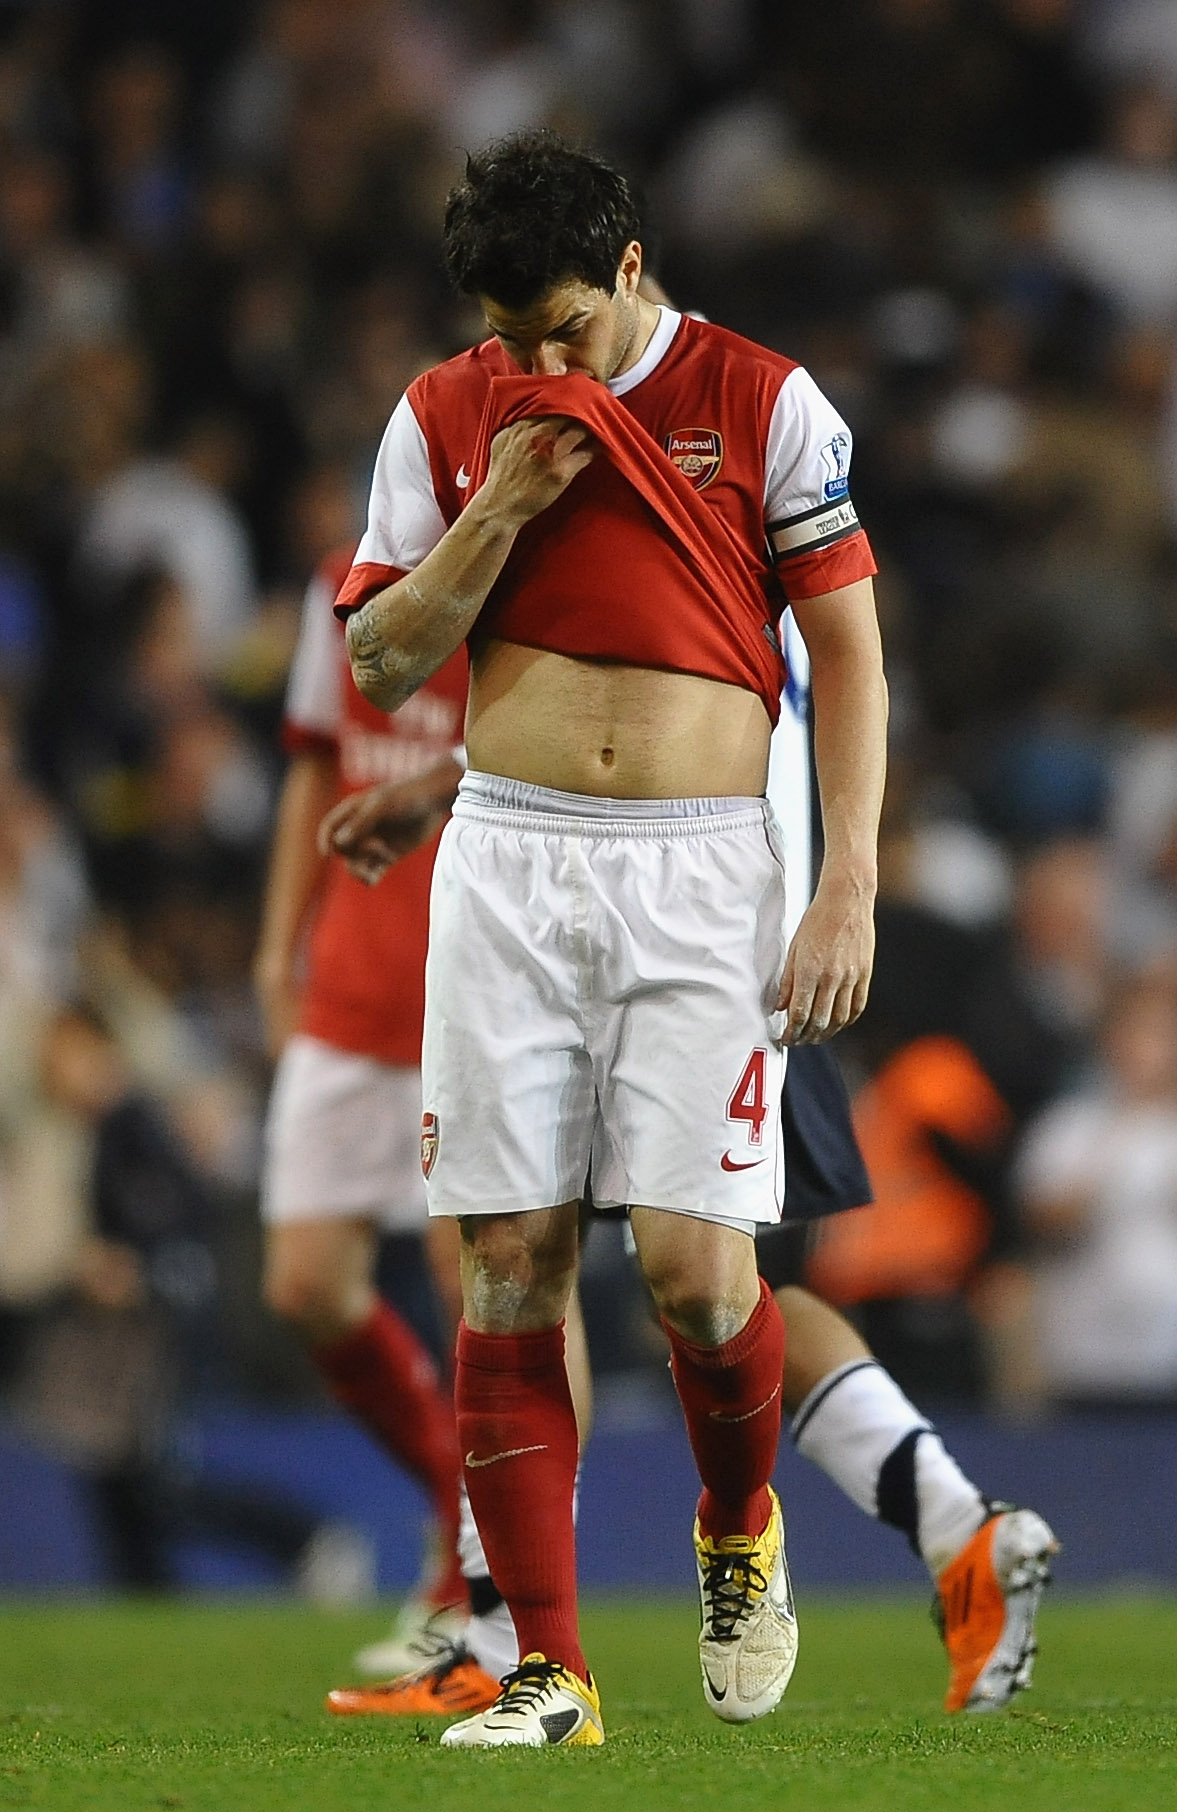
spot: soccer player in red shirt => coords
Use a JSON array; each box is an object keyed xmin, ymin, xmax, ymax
[{"xmin": 334, "ymin": 129, "xmax": 885, "ymax": 1747}]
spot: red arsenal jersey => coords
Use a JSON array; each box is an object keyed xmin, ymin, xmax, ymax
[
  {"xmin": 283, "ymin": 547, "xmax": 467, "ymax": 1066},
  {"xmin": 335, "ymin": 308, "xmax": 875, "ymax": 719}
]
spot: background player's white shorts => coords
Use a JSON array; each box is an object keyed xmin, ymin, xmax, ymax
[
  {"xmin": 261, "ymin": 1034, "xmax": 427, "ymax": 1229},
  {"xmin": 422, "ymin": 772, "xmax": 789, "ymax": 1229}
]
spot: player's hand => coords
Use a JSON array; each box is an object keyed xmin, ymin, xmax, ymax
[
  {"xmin": 776, "ymin": 874, "xmax": 875, "ymax": 1045},
  {"xmin": 317, "ymin": 777, "xmax": 453, "ymax": 885},
  {"xmin": 481, "ymin": 415, "xmax": 595, "ymax": 524}
]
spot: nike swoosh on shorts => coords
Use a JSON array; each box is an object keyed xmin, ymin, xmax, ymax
[{"xmin": 720, "ymin": 1153, "xmax": 767, "ymax": 1172}]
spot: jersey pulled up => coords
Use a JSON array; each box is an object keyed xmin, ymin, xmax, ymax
[
  {"xmin": 283, "ymin": 546, "xmax": 467, "ymax": 1066},
  {"xmin": 334, "ymin": 308, "xmax": 875, "ymax": 722}
]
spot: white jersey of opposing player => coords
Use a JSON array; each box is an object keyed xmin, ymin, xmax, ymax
[{"xmin": 766, "ymin": 611, "xmax": 812, "ymax": 947}]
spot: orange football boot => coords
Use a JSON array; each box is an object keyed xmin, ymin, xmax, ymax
[
  {"xmin": 937, "ymin": 1506, "xmax": 1059, "ymax": 1713},
  {"xmin": 326, "ymin": 1650, "xmax": 500, "ymax": 1718}
]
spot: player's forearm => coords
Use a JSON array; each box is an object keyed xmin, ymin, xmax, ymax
[
  {"xmin": 346, "ymin": 498, "xmax": 523, "ymax": 712},
  {"xmin": 794, "ymin": 578, "xmax": 888, "ymax": 895},
  {"xmin": 255, "ymin": 750, "xmax": 339, "ymax": 983},
  {"xmin": 396, "ymin": 749, "xmax": 465, "ymax": 816}
]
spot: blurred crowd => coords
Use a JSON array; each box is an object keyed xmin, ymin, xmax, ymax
[{"xmin": 4, "ymin": 0, "xmax": 1177, "ymax": 1581}]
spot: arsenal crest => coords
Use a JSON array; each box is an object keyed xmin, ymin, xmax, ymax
[
  {"xmin": 420, "ymin": 1111, "xmax": 439, "ymax": 1178},
  {"xmin": 664, "ymin": 428, "xmax": 723, "ymax": 491}
]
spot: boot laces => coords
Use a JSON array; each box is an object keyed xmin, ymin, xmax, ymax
[
  {"xmin": 494, "ymin": 1656, "xmax": 567, "ymax": 1718},
  {"xmin": 700, "ymin": 1547, "xmax": 768, "ymax": 1643}
]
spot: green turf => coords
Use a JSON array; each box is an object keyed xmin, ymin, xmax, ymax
[{"xmin": 1, "ymin": 1595, "xmax": 1174, "ymax": 1811}]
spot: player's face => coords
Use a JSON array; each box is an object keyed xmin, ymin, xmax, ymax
[{"xmin": 481, "ymin": 241, "xmax": 646, "ymax": 385}]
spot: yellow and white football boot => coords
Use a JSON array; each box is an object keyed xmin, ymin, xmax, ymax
[
  {"xmin": 439, "ymin": 1652, "xmax": 604, "ymax": 1748},
  {"xmin": 695, "ymin": 1485, "xmax": 798, "ymax": 1722}
]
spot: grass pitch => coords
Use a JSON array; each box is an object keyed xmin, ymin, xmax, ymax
[{"xmin": 1, "ymin": 1595, "xmax": 1174, "ymax": 1812}]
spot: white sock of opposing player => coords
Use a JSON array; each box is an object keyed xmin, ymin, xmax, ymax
[
  {"xmin": 790, "ymin": 1359, "xmax": 987, "ymax": 1577},
  {"xmin": 457, "ymin": 1481, "xmax": 518, "ymax": 1679}
]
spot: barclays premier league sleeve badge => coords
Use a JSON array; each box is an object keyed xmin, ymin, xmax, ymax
[{"xmin": 820, "ymin": 433, "xmax": 851, "ymax": 501}]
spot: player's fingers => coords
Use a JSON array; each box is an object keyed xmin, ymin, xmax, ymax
[
  {"xmin": 796, "ymin": 975, "xmax": 841, "ymax": 1044},
  {"xmin": 316, "ymin": 797, "xmax": 357, "ymax": 855},
  {"xmin": 816, "ymin": 978, "xmax": 859, "ymax": 1041},
  {"xmin": 845, "ymin": 971, "xmax": 872, "ymax": 1027},
  {"xmin": 553, "ymin": 426, "xmax": 595, "ymax": 476},
  {"xmin": 553, "ymin": 422, "xmax": 592, "ymax": 452},
  {"xmin": 346, "ymin": 851, "xmax": 387, "ymax": 885},
  {"xmin": 334, "ymin": 799, "xmax": 400, "ymax": 853},
  {"xmin": 782, "ymin": 982, "xmax": 816, "ymax": 1045}
]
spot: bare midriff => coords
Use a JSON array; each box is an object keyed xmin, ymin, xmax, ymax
[{"xmin": 466, "ymin": 638, "xmax": 772, "ymax": 799}]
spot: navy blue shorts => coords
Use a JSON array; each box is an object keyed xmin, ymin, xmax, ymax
[{"xmin": 755, "ymin": 1042, "xmax": 871, "ymax": 1290}]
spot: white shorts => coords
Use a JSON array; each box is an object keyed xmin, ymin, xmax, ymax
[
  {"xmin": 261, "ymin": 1034, "xmax": 427, "ymax": 1230},
  {"xmin": 421, "ymin": 772, "xmax": 789, "ymax": 1229}
]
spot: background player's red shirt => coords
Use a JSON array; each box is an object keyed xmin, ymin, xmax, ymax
[{"xmin": 283, "ymin": 546, "xmax": 467, "ymax": 1067}]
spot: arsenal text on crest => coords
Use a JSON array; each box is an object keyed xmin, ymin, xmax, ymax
[{"xmin": 664, "ymin": 428, "xmax": 724, "ymax": 491}]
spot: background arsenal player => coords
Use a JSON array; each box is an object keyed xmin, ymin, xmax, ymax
[
  {"xmin": 253, "ymin": 548, "xmax": 471, "ymax": 1672},
  {"xmin": 335, "ymin": 129, "xmax": 887, "ymax": 1747}
]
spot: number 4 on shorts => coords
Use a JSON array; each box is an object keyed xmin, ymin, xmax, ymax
[{"xmin": 727, "ymin": 1047, "xmax": 769, "ymax": 1146}]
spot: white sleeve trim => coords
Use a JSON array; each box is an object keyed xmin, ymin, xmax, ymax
[
  {"xmin": 766, "ymin": 612, "xmax": 813, "ymax": 934},
  {"xmin": 354, "ymin": 392, "xmax": 448, "ymax": 574},
  {"xmin": 763, "ymin": 366, "xmax": 857, "ymax": 539},
  {"xmin": 284, "ymin": 571, "xmax": 342, "ymax": 737}
]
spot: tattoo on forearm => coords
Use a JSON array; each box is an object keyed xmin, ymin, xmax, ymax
[
  {"xmin": 346, "ymin": 576, "xmax": 480, "ymax": 710},
  {"xmin": 345, "ymin": 600, "xmax": 421, "ymax": 710}
]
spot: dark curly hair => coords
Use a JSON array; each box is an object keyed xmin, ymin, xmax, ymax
[{"xmin": 442, "ymin": 130, "xmax": 640, "ymax": 309}]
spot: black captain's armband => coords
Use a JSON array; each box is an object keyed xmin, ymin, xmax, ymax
[{"xmin": 768, "ymin": 499, "xmax": 862, "ymax": 565}]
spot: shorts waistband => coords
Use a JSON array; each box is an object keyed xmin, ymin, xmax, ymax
[{"xmin": 454, "ymin": 770, "xmax": 770, "ymax": 838}]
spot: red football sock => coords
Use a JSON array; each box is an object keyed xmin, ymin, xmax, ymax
[
  {"xmin": 455, "ymin": 1319, "xmax": 585, "ymax": 1681},
  {"xmin": 314, "ymin": 1301, "xmax": 464, "ymax": 1605},
  {"xmin": 664, "ymin": 1276, "xmax": 785, "ymax": 1542}
]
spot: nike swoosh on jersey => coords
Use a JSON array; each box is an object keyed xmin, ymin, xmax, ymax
[
  {"xmin": 456, "ymin": 464, "xmax": 471, "ymax": 487},
  {"xmin": 465, "ymin": 1443, "xmax": 548, "ymax": 1468},
  {"xmin": 720, "ymin": 1152, "xmax": 767, "ymax": 1172}
]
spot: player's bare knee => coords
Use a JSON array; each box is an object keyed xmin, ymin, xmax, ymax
[
  {"xmin": 459, "ymin": 1211, "xmax": 577, "ymax": 1333},
  {"xmin": 647, "ymin": 1272, "xmax": 755, "ymax": 1347},
  {"xmin": 263, "ymin": 1262, "xmax": 358, "ymax": 1343}
]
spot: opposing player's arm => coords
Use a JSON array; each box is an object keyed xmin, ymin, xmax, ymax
[
  {"xmin": 346, "ymin": 417, "xmax": 594, "ymax": 713},
  {"xmin": 777, "ymin": 577, "xmax": 887, "ymax": 1045},
  {"xmin": 253, "ymin": 748, "xmax": 339, "ymax": 1057}
]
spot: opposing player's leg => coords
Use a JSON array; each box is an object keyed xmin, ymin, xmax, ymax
[
  {"xmin": 762, "ymin": 1042, "xmax": 1058, "ymax": 1713},
  {"xmin": 261, "ymin": 1037, "xmax": 466, "ymax": 1657}
]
